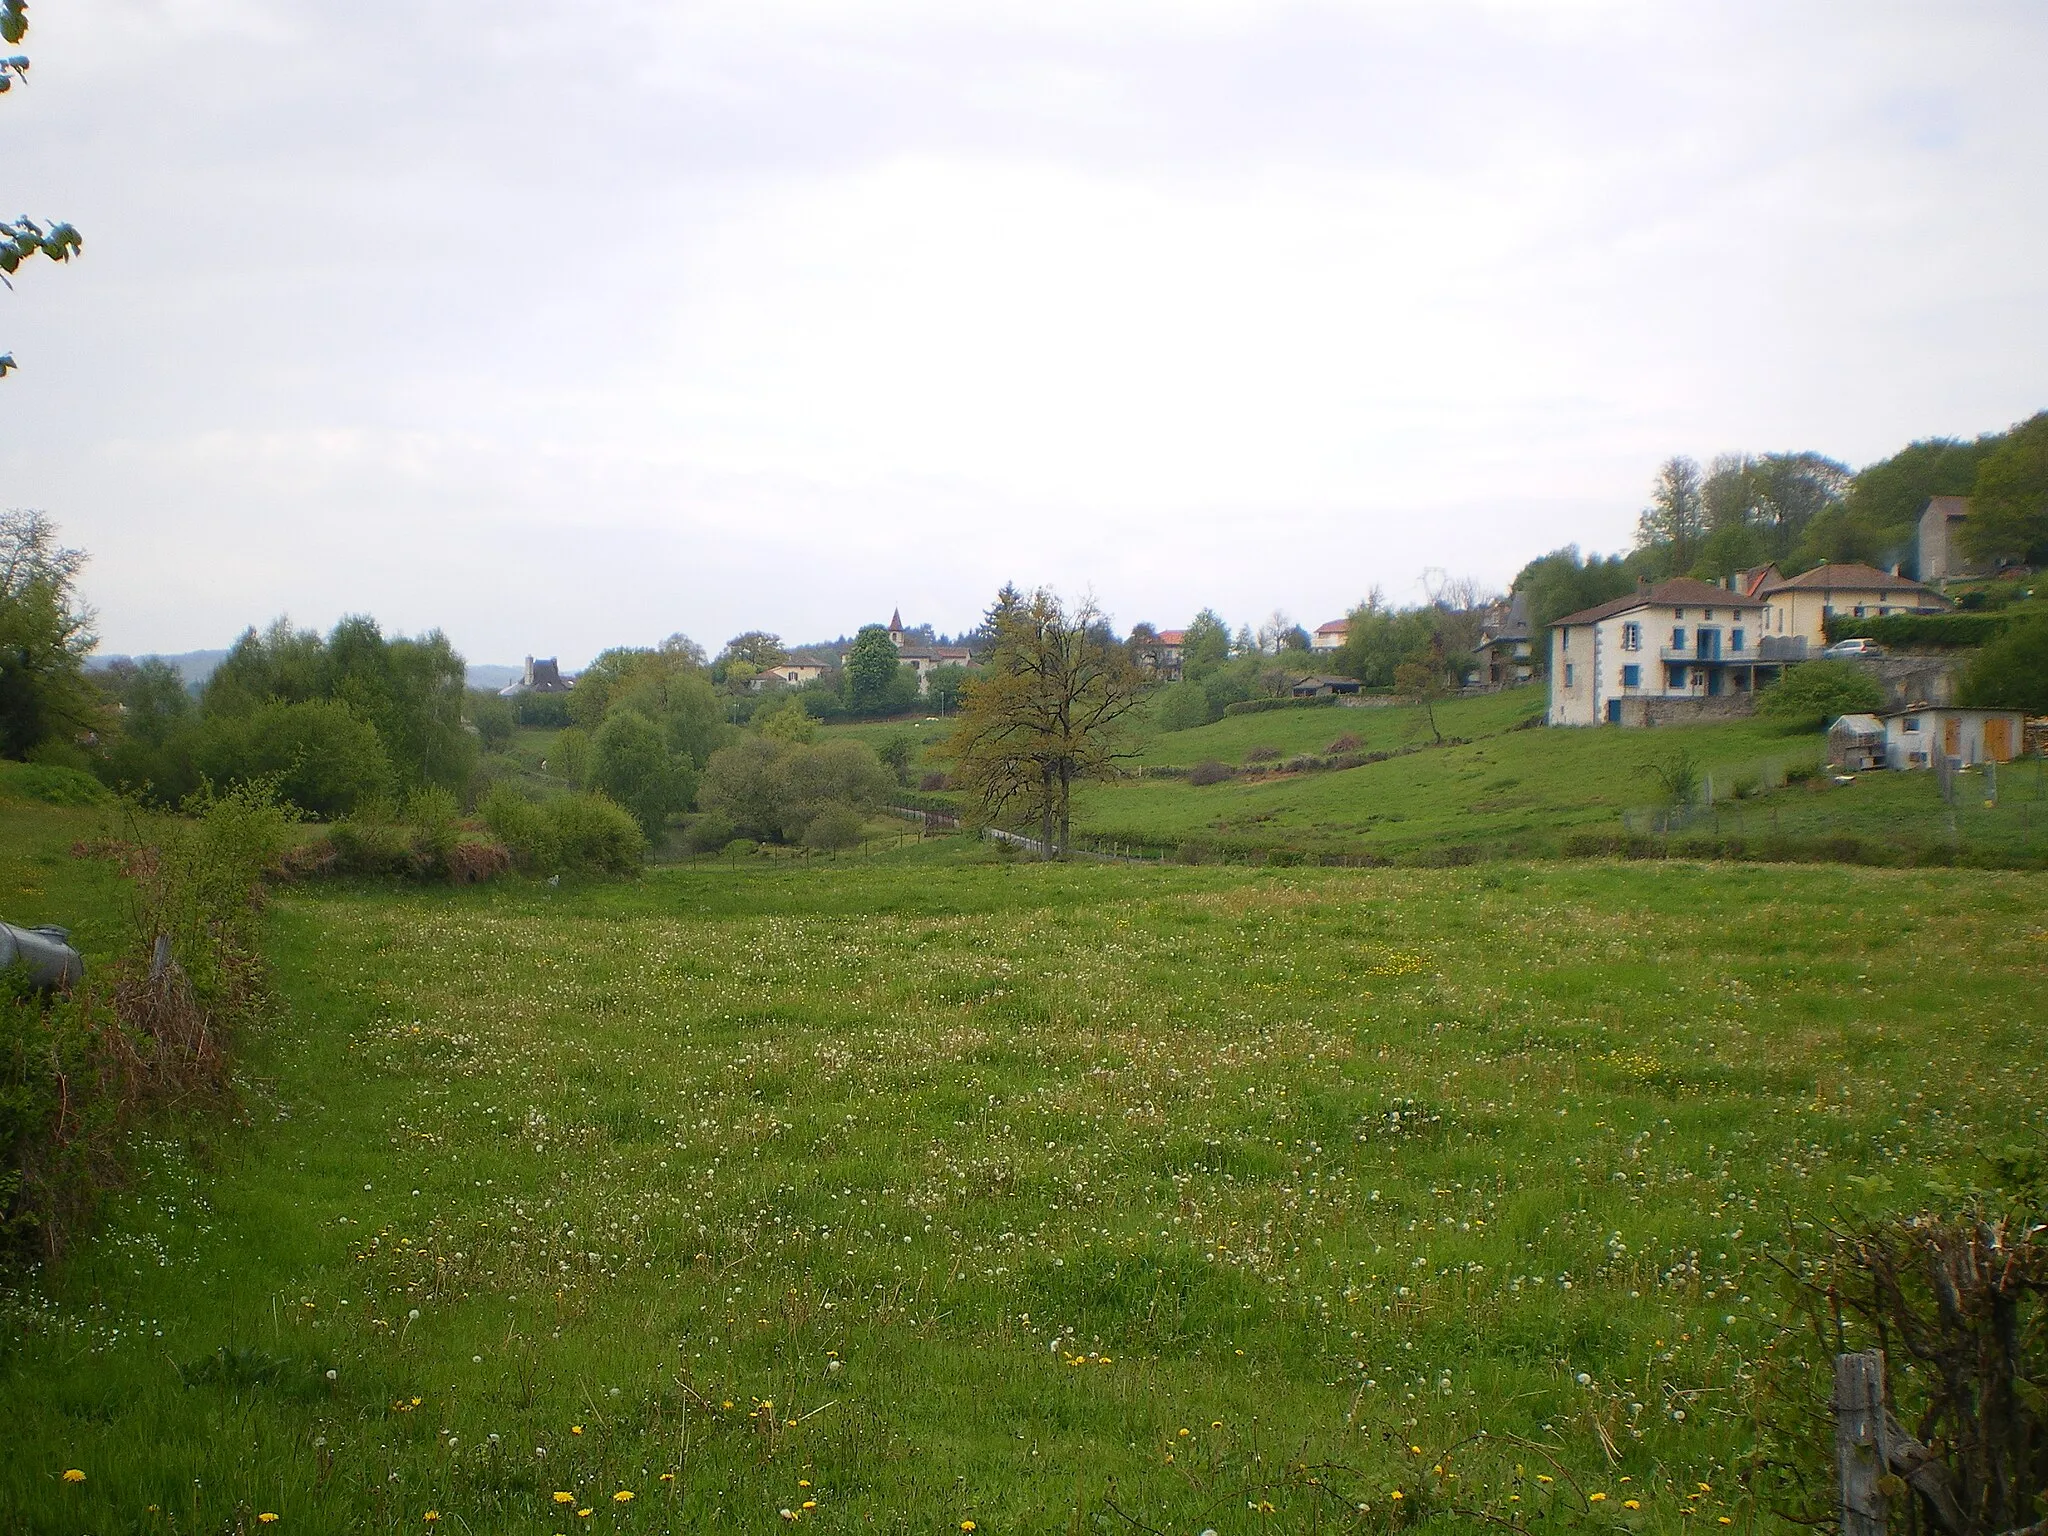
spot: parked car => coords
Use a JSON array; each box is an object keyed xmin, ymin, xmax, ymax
[{"xmin": 1823, "ymin": 638, "xmax": 1885, "ymax": 659}]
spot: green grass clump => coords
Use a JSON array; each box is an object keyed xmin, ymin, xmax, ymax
[{"xmin": 2, "ymin": 814, "xmax": 2044, "ymax": 1530}]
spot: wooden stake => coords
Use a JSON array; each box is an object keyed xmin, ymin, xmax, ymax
[{"xmin": 1834, "ymin": 1350, "xmax": 1890, "ymax": 1536}]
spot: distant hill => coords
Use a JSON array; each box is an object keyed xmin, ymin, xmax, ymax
[
  {"xmin": 89, "ymin": 652, "xmax": 523, "ymax": 696},
  {"xmin": 87, "ymin": 649, "xmax": 231, "ymax": 687},
  {"xmin": 466, "ymin": 664, "xmax": 521, "ymax": 693}
]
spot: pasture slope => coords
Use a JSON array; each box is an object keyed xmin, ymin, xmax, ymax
[{"xmin": 3, "ymin": 801, "xmax": 2045, "ymax": 1532}]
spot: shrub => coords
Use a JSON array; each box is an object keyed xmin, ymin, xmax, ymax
[
  {"xmin": 1244, "ymin": 746, "xmax": 1280, "ymax": 764},
  {"xmin": 552, "ymin": 727, "xmax": 590, "ymax": 787},
  {"xmin": 683, "ymin": 811, "xmax": 737, "ymax": 853},
  {"xmin": 545, "ymin": 792, "xmax": 645, "ymax": 876},
  {"xmin": 723, "ymin": 838, "xmax": 758, "ymax": 858},
  {"xmin": 802, "ymin": 804, "xmax": 864, "ymax": 852},
  {"xmin": 481, "ymin": 785, "xmax": 557, "ymax": 872},
  {"xmin": 4, "ymin": 782, "xmax": 294, "ymax": 1261},
  {"xmin": 588, "ymin": 708, "xmax": 696, "ymax": 837},
  {"xmin": 444, "ymin": 840, "xmax": 512, "ymax": 884},
  {"xmin": 698, "ymin": 736, "xmax": 890, "ymax": 844},
  {"xmin": 1, "ymin": 761, "xmax": 109, "ymax": 806},
  {"xmin": 1325, "ymin": 734, "xmax": 1361, "ymax": 754},
  {"xmin": 1823, "ymin": 611, "xmax": 2013, "ymax": 649},
  {"xmin": 1188, "ymin": 760, "xmax": 1233, "ymax": 786},
  {"xmin": 515, "ymin": 692, "xmax": 573, "ymax": 728},
  {"xmin": 918, "ymin": 770, "xmax": 950, "ymax": 792},
  {"xmin": 1155, "ymin": 682, "xmax": 1214, "ymax": 732},
  {"xmin": 1957, "ymin": 612, "xmax": 2048, "ymax": 713},
  {"xmin": 324, "ymin": 821, "xmax": 419, "ymax": 877},
  {"xmin": 1756, "ymin": 660, "xmax": 1884, "ymax": 731},
  {"xmin": 195, "ymin": 699, "xmax": 394, "ymax": 819}
]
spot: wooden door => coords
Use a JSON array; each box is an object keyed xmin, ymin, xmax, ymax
[
  {"xmin": 1943, "ymin": 717, "xmax": 1961, "ymax": 757},
  {"xmin": 1985, "ymin": 716, "xmax": 2012, "ymax": 762}
]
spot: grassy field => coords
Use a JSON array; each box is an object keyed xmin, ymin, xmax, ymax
[
  {"xmin": 4, "ymin": 788, "xmax": 2046, "ymax": 1532},
  {"xmin": 1065, "ymin": 702, "xmax": 1838, "ymax": 861}
]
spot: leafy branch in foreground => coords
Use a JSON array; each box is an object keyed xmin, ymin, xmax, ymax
[{"xmin": 1, "ymin": 0, "xmax": 84, "ymax": 377}]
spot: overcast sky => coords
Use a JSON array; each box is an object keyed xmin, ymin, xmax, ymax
[{"xmin": 4, "ymin": 0, "xmax": 2044, "ymax": 665}]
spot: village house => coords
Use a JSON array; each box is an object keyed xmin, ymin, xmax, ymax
[
  {"xmin": 1471, "ymin": 592, "xmax": 1534, "ymax": 686},
  {"xmin": 1753, "ymin": 562, "xmax": 1948, "ymax": 649},
  {"xmin": 497, "ymin": 656, "xmax": 574, "ymax": 697},
  {"xmin": 886, "ymin": 610, "xmax": 973, "ymax": 694},
  {"xmin": 1547, "ymin": 578, "xmax": 1779, "ymax": 726},
  {"xmin": 1917, "ymin": 496, "xmax": 1993, "ymax": 585},
  {"xmin": 1310, "ymin": 619, "xmax": 1348, "ymax": 653},
  {"xmin": 748, "ymin": 658, "xmax": 830, "ymax": 691},
  {"xmin": 1882, "ymin": 706, "xmax": 2027, "ymax": 769},
  {"xmin": 1130, "ymin": 628, "xmax": 1188, "ymax": 682}
]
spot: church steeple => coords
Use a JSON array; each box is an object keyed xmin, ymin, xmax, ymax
[{"xmin": 889, "ymin": 608, "xmax": 904, "ymax": 638}]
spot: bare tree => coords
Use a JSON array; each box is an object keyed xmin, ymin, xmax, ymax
[{"xmin": 942, "ymin": 587, "xmax": 1145, "ymax": 858}]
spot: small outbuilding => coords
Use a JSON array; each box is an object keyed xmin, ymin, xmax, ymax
[
  {"xmin": 1882, "ymin": 706, "xmax": 2027, "ymax": 769},
  {"xmin": 1291, "ymin": 675, "xmax": 1361, "ymax": 698},
  {"xmin": 1827, "ymin": 713, "xmax": 1887, "ymax": 772}
]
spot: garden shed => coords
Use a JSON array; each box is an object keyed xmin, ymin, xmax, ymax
[{"xmin": 1826, "ymin": 713, "xmax": 1886, "ymax": 772}]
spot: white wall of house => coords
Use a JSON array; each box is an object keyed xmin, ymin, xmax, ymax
[
  {"xmin": 1549, "ymin": 598, "xmax": 1767, "ymax": 725},
  {"xmin": 1884, "ymin": 709, "xmax": 2025, "ymax": 768}
]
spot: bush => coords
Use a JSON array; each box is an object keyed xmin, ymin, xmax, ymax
[
  {"xmin": 802, "ymin": 804, "xmax": 864, "ymax": 852},
  {"xmin": 544, "ymin": 793, "xmax": 645, "ymax": 876},
  {"xmin": 4, "ymin": 782, "xmax": 295, "ymax": 1261},
  {"xmin": 1823, "ymin": 611, "xmax": 2013, "ymax": 649},
  {"xmin": 1244, "ymin": 746, "xmax": 1280, "ymax": 764},
  {"xmin": 552, "ymin": 727, "xmax": 590, "ymax": 787},
  {"xmin": 588, "ymin": 708, "xmax": 696, "ymax": 837},
  {"xmin": 1221, "ymin": 694, "xmax": 1349, "ymax": 717},
  {"xmin": 1, "ymin": 761, "xmax": 109, "ymax": 806},
  {"xmin": 698, "ymin": 736, "xmax": 890, "ymax": 844},
  {"xmin": 1155, "ymin": 682, "xmax": 1214, "ymax": 732},
  {"xmin": 515, "ymin": 692, "xmax": 573, "ymax": 728},
  {"xmin": 480, "ymin": 785, "xmax": 643, "ymax": 876},
  {"xmin": 1958, "ymin": 612, "xmax": 2048, "ymax": 713},
  {"xmin": 1188, "ymin": 760, "xmax": 1234, "ymax": 786},
  {"xmin": 678, "ymin": 811, "xmax": 733, "ymax": 853},
  {"xmin": 1756, "ymin": 660, "xmax": 1885, "ymax": 730},
  {"xmin": 918, "ymin": 770, "xmax": 951, "ymax": 792},
  {"xmin": 195, "ymin": 699, "xmax": 395, "ymax": 819}
]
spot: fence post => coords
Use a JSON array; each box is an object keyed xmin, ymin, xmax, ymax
[{"xmin": 1834, "ymin": 1349, "xmax": 1890, "ymax": 1536}]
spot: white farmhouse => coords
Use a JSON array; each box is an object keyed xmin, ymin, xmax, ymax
[{"xmin": 1547, "ymin": 578, "xmax": 1779, "ymax": 726}]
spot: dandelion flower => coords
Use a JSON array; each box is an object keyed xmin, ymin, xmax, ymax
[
  {"xmin": 571, "ymin": 1425, "xmax": 584, "ymax": 1435},
  {"xmin": 614, "ymin": 1491, "xmax": 634, "ymax": 1503},
  {"xmin": 660, "ymin": 1473, "xmax": 675, "ymax": 1484},
  {"xmin": 259, "ymin": 1515, "xmax": 280, "ymax": 1525},
  {"xmin": 554, "ymin": 1493, "xmax": 575, "ymax": 1504},
  {"xmin": 803, "ymin": 1501, "xmax": 816, "ymax": 1510},
  {"xmin": 1390, "ymin": 1491, "xmax": 1404, "ymax": 1501},
  {"xmin": 62, "ymin": 1470, "xmax": 86, "ymax": 1484},
  {"xmin": 1625, "ymin": 1499, "xmax": 1641, "ymax": 1509},
  {"xmin": 1590, "ymin": 1492, "xmax": 1607, "ymax": 1502},
  {"xmin": 577, "ymin": 1510, "xmax": 592, "ymax": 1519},
  {"xmin": 424, "ymin": 1514, "xmax": 440, "ymax": 1524},
  {"xmin": 961, "ymin": 1522, "xmax": 977, "ymax": 1532},
  {"xmin": 1718, "ymin": 1521, "xmax": 1732, "ymax": 1527}
]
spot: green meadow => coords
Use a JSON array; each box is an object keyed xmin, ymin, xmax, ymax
[{"xmin": 5, "ymin": 788, "xmax": 2046, "ymax": 1532}]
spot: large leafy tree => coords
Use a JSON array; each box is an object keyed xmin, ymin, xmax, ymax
[
  {"xmin": 1633, "ymin": 456, "xmax": 1707, "ymax": 576},
  {"xmin": 1963, "ymin": 411, "xmax": 2048, "ymax": 568},
  {"xmin": 1511, "ymin": 547, "xmax": 1638, "ymax": 637},
  {"xmin": 1178, "ymin": 608, "xmax": 1231, "ymax": 680},
  {"xmin": 2, "ymin": 1, "xmax": 84, "ymax": 377},
  {"xmin": 1811, "ymin": 435, "xmax": 1998, "ymax": 573},
  {"xmin": 841, "ymin": 624, "xmax": 909, "ymax": 717},
  {"xmin": 1958, "ymin": 613, "xmax": 2048, "ymax": 714},
  {"xmin": 942, "ymin": 587, "xmax": 1144, "ymax": 858},
  {"xmin": 0, "ymin": 509, "xmax": 103, "ymax": 756}
]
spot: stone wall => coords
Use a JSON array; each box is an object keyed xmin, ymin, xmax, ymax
[{"xmin": 1615, "ymin": 693, "xmax": 1758, "ymax": 727}]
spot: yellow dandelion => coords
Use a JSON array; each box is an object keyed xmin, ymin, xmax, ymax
[
  {"xmin": 660, "ymin": 1473, "xmax": 675, "ymax": 1484},
  {"xmin": 554, "ymin": 1493, "xmax": 575, "ymax": 1504},
  {"xmin": 803, "ymin": 1500, "xmax": 817, "ymax": 1509},
  {"xmin": 571, "ymin": 1425, "xmax": 584, "ymax": 1435},
  {"xmin": 613, "ymin": 1491, "xmax": 634, "ymax": 1504},
  {"xmin": 1590, "ymin": 1492, "xmax": 1608, "ymax": 1502},
  {"xmin": 1718, "ymin": 1520, "xmax": 1733, "ymax": 1527},
  {"xmin": 259, "ymin": 1517, "xmax": 280, "ymax": 1526},
  {"xmin": 1391, "ymin": 1490, "xmax": 1404, "ymax": 1501},
  {"xmin": 62, "ymin": 1470, "xmax": 86, "ymax": 1484},
  {"xmin": 577, "ymin": 1510, "xmax": 592, "ymax": 1519},
  {"xmin": 1537, "ymin": 1475, "xmax": 1554, "ymax": 1484},
  {"xmin": 798, "ymin": 1480, "xmax": 811, "ymax": 1489},
  {"xmin": 961, "ymin": 1523, "xmax": 977, "ymax": 1532},
  {"xmin": 424, "ymin": 1514, "xmax": 440, "ymax": 1525},
  {"xmin": 1626, "ymin": 1499, "xmax": 1642, "ymax": 1509}
]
